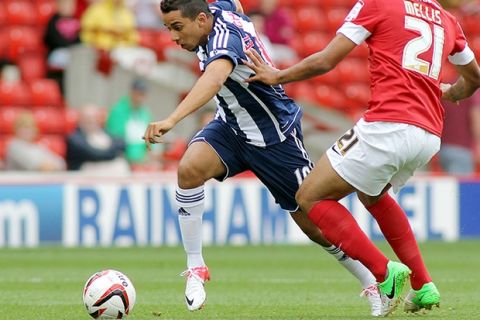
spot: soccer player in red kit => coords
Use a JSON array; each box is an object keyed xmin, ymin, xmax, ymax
[{"xmin": 244, "ymin": 0, "xmax": 480, "ymax": 316}]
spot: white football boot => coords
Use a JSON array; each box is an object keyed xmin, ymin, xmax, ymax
[
  {"xmin": 360, "ymin": 284, "xmax": 382, "ymax": 317},
  {"xmin": 181, "ymin": 266, "xmax": 210, "ymax": 311}
]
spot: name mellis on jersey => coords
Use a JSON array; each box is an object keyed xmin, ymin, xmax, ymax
[{"xmin": 404, "ymin": 1, "xmax": 441, "ymax": 25}]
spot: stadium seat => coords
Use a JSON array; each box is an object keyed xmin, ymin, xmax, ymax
[
  {"xmin": 0, "ymin": 29, "xmax": 8, "ymax": 59},
  {"xmin": 0, "ymin": 82, "xmax": 32, "ymax": 107},
  {"xmin": 338, "ymin": 58, "xmax": 370, "ymax": 84},
  {"xmin": 18, "ymin": 53, "xmax": 47, "ymax": 82},
  {"xmin": 5, "ymin": 0, "xmax": 38, "ymax": 26},
  {"xmin": 5, "ymin": 27, "xmax": 44, "ymax": 62},
  {"xmin": 64, "ymin": 108, "xmax": 79, "ymax": 134},
  {"xmin": 288, "ymin": 81, "xmax": 317, "ymax": 105},
  {"xmin": 0, "ymin": 107, "xmax": 26, "ymax": 134},
  {"xmin": 35, "ymin": 0, "xmax": 57, "ymax": 26},
  {"xmin": 294, "ymin": 7, "xmax": 327, "ymax": 33},
  {"xmin": 324, "ymin": 0, "xmax": 357, "ymax": 9},
  {"xmin": 292, "ymin": 32, "xmax": 329, "ymax": 58},
  {"xmin": 280, "ymin": 0, "xmax": 319, "ymax": 8},
  {"xmin": 343, "ymin": 83, "xmax": 370, "ymax": 109},
  {"xmin": 326, "ymin": 7, "xmax": 349, "ymax": 32},
  {"xmin": 314, "ymin": 84, "xmax": 346, "ymax": 110},
  {"xmin": 33, "ymin": 107, "xmax": 65, "ymax": 134},
  {"xmin": 0, "ymin": 3, "xmax": 6, "ymax": 27},
  {"xmin": 37, "ymin": 134, "xmax": 67, "ymax": 157},
  {"xmin": 29, "ymin": 79, "xmax": 63, "ymax": 107}
]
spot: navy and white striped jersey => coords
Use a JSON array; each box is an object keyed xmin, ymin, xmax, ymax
[{"xmin": 196, "ymin": 0, "xmax": 302, "ymax": 147}]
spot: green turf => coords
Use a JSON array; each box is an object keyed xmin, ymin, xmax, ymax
[{"xmin": 0, "ymin": 241, "xmax": 479, "ymax": 319}]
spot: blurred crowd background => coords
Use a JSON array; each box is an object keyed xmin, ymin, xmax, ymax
[{"xmin": 0, "ymin": 0, "xmax": 479, "ymax": 176}]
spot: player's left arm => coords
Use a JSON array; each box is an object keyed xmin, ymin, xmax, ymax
[
  {"xmin": 442, "ymin": 59, "xmax": 480, "ymax": 103},
  {"xmin": 245, "ymin": 34, "xmax": 356, "ymax": 85},
  {"xmin": 143, "ymin": 59, "xmax": 233, "ymax": 149}
]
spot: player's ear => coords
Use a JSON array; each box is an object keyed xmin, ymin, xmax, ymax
[{"xmin": 197, "ymin": 12, "xmax": 208, "ymax": 25}]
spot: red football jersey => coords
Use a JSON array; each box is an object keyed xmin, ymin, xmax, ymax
[{"xmin": 337, "ymin": 0, "xmax": 475, "ymax": 136}]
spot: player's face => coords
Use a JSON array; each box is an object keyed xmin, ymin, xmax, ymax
[{"xmin": 162, "ymin": 10, "xmax": 209, "ymax": 52}]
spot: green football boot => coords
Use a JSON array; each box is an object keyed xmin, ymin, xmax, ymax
[
  {"xmin": 404, "ymin": 282, "xmax": 440, "ymax": 313},
  {"xmin": 378, "ymin": 261, "xmax": 411, "ymax": 316}
]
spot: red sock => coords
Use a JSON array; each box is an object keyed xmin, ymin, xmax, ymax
[
  {"xmin": 308, "ymin": 200, "xmax": 389, "ymax": 282},
  {"xmin": 367, "ymin": 194, "xmax": 431, "ymax": 290}
]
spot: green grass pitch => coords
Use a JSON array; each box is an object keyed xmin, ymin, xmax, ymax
[{"xmin": 1, "ymin": 241, "xmax": 479, "ymax": 319}]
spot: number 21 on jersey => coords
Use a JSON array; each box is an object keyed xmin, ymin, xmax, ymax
[{"xmin": 402, "ymin": 16, "xmax": 445, "ymax": 80}]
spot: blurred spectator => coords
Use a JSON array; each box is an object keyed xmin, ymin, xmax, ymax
[
  {"xmin": 127, "ymin": 0, "xmax": 163, "ymax": 29},
  {"xmin": 258, "ymin": 0, "xmax": 297, "ymax": 63},
  {"xmin": 6, "ymin": 111, "xmax": 66, "ymax": 171},
  {"xmin": 440, "ymin": 90, "xmax": 480, "ymax": 175},
  {"xmin": 66, "ymin": 104, "xmax": 130, "ymax": 174},
  {"xmin": 247, "ymin": 11, "xmax": 275, "ymax": 59},
  {"xmin": 80, "ymin": 0, "xmax": 139, "ymax": 51},
  {"xmin": 44, "ymin": 0, "xmax": 81, "ymax": 91},
  {"xmin": 260, "ymin": 0, "xmax": 293, "ymax": 45},
  {"xmin": 105, "ymin": 78, "xmax": 154, "ymax": 164}
]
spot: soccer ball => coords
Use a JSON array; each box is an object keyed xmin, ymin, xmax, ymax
[{"xmin": 83, "ymin": 269, "xmax": 136, "ymax": 319}]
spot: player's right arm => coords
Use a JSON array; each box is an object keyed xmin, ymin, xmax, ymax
[
  {"xmin": 442, "ymin": 59, "xmax": 480, "ymax": 103},
  {"xmin": 143, "ymin": 58, "xmax": 233, "ymax": 150}
]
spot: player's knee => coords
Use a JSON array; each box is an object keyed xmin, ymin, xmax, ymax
[
  {"xmin": 295, "ymin": 187, "xmax": 312, "ymax": 213},
  {"xmin": 177, "ymin": 161, "xmax": 206, "ymax": 189}
]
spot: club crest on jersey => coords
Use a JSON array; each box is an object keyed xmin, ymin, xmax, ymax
[
  {"xmin": 243, "ymin": 35, "xmax": 254, "ymax": 50},
  {"xmin": 345, "ymin": 0, "xmax": 364, "ymax": 22}
]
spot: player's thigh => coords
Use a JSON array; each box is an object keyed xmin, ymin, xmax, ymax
[
  {"xmin": 247, "ymin": 126, "xmax": 314, "ymax": 212},
  {"xmin": 178, "ymin": 141, "xmax": 226, "ymax": 189},
  {"xmin": 296, "ymin": 154, "xmax": 356, "ymax": 211}
]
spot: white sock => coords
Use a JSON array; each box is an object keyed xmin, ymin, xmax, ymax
[
  {"xmin": 176, "ymin": 185, "xmax": 206, "ymax": 269},
  {"xmin": 323, "ymin": 245, "xmax": 376, "ymax": 289}
]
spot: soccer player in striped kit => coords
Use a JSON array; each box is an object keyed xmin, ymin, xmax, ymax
[{"xmin": 143, "ymin": 0, "xmax": 382, "ymax": 315}]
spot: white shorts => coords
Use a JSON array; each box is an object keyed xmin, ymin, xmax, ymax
[{"xmin": 326, "ymin": 118, "xmax": 441, "ymax": 196}]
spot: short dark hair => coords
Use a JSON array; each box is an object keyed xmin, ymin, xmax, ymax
[{"xmin": 160, "ymin": 0, "xmax": 211, "ymax": 20}]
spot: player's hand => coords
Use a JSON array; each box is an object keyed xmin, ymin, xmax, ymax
[
  {"xmin": 243, "ymin": 49, "xmax": 281, "ymax": 85},
  {"xmin": 142, "ymin": 118, "xmax": 176, "ymax": 151},
  {"xmin": 440, "ymin": 83, "xmax": 458, "ymax": 104}
]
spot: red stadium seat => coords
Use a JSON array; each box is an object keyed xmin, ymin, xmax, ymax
[
  {"xmin": 338, "ymin": 58, "xmax": 370, "ymax": 84},
  {"xmin": 292, "ymin": 32, "xmax": 329, "ymax": 58},
  {"xmin": 0, "ymin": 82, "xmax": 32, "ymax": 107},
  {"xmin": 18, "ymin": 53, "xmax": 47, "ymax": 82},
  {"xmin": 280, "ymin": 0, "xmax": 319, "ymax": 8},
  {"xmin": 326, "ymin": 7, "xmax": 349, "ymax": 32},
  {"xmin": 288, "ymin": 81, "xmax": 317, "ymax": 105},
  {"xmin": 29, "ymin": 79, "xmax": 63, "ymax": 107},
  {"xmin": 5, "ymin": 0, "xmax": 38, "ymax": 26},
  {"xmin": 343, "ymin": 83, "xmax": 370, "ymax": 109},
  {"xmin": 37, "ymin": 134, "xmax": 67, "ymax": 157},
  {"xmin": 0, "ymin": 107, "xmax": 26, "ymax": 134},
  {"xmin": 64, "ymin": 108, "xmax": 79, "ymax": 134},
  {"xmin": 33, "ymin": 107, "xmax": 65, "ymax": 134},
  {"xmin": 314, "ymin": 85, "xmax": 346, "ymax": 110},
  {"xmin": 35, "ymin": 0, "xmax": 57, "ymax": 26},
  {"xmin": 294, "ymin": 7, "xmax": 327, "ymax": 33},
  {"xmin": 0, "ymin": 3, "xmax": 6, "ymax": 27},
  {"xmin": 324, "ymin": 0, "xmax": 357, "ymax": 9},
  {"xmin": 138, "ymin": 29, "xmax": 158, "ymax": 51},
  {"xmin": 5, "ymin": 27, "xmax": 44, "ymax": 62},
  {"xmin": 0, "ymin": 29, "xmax": 8, "ymax": 59}
]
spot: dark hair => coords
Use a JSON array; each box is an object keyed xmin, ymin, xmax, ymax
[{"xmin": 160, "ymin": 0, "xmax": 211, "ymax": 20}]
